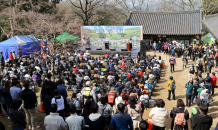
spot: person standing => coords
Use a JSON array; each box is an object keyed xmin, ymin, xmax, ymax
[
  {"xmin": 12, "ymin": 51, "xmax": 16, "ymax": 60},
  {"xmin": 210, "ymin": 72, "xmax": 217, "ymax": 96},
  {"xmin": 2, "ymin": 81, "xmax": 12, "ymax": 119},
  {"xmin": 185, "ymin": 80, "xmax": 194, "ymax": 107},
  {"xmin": 167, "ymin": 76, "xmax": 176, "ymax": 100},
  {"xmin": 10, "ymin": 79, "xmax": 22, "ymax": 101},
  {"xmin": 169, "ymin": 55, "xmax": 176, "ymax": 73},
  {"xmin": 191, "ymin": 79, "xmax": 201, "ymax": 104},
  {"xmin": 191, "ymin": 104, "xmax": 213, "ymax": 130},
  {"xmin": 190, "ymin": 99, "xmax": 201, "ymax": 120},
  {"xmin": 9, "ymin": 101, "xmax": 26, "ymax": 130},
  {"xmin": 66, "ymin": 105, "xmax": 85, "ymax": 130},
  {"xmin": 51, "ymin": 89, "xmax": 65, "ymax": 119},
  {"xmin": 206, "ymin": 59, "xmax": 213, "ymax": 73},
  {"xmin": 215, "ymin": 50, "xmax": 218, "ymax": 67},
  {"xmin": 153, "ymin": 41, "xmax": 157, "ymax": 53},
  {"xmin": 97, "ymin": 95, "xmax": 112, "ymax": 125},
  {"xmin": 86, "ymin": 103, "xmax": 107, "ymax": 130},
  {"xmin": 9, "ymin": 52, "xmax": 13, "ymax": 61},
  {"xmin": 21, "ymin": 81, "xmax": 40, "ymax": 130},
  {"xmin": 149, "ymin": 99, "xmax": 169, "ymax": 130},
  {"xmin": 170, "ymin": 99, "xmax": 189, "ymax": 130},
  {"xmin": 0, "ymin": 52, "xmax": 4, "ymax": 67},
  {"xmin": 44, "ymin": 104, "xmax": 68, "ymax": 130},
  {"xmin": 42, "ymin": 86, "xmax": 52, "ymax": 116},
  {"xmin": 110, "ymin": 103, "xmax": 133, "ymax": 130}
]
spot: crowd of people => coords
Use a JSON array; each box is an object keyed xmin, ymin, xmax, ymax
[{"xmin": 0, "ymin": 39, "xmax": 216, "ymax": 130}]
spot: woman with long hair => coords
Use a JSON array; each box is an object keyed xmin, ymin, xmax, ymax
[
  {"xmin": 127, "ymin": 96, "xmax": 142, "ymax": 129},
  {"xmin": 51, "ymin": 89, "xmax": 65, "ymax": 119},
  {"xmin": 2, "ymin": 81, "xmax": 12, "ymax": 119},
  {"xmin": 170, "ymin": 99, "xmax": 189, "ymax": 130}
]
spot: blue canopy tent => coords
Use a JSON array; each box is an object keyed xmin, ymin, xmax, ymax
[{"xmin": 0, "ymin": 35, "xmax": 41, "ymax": 60}]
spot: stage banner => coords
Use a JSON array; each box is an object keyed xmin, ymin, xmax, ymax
[{"xmin": 82, "ymin": 26, "xmax": 142, "ymax": 47}]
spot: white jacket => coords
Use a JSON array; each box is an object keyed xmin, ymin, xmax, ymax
[
  {"xmin": 149, "ymin": 107, "xmax": 169, "ymax": 127},
  {"xmin": 66, "ymin": 113, "xmax": 85, "ymax": 130},
  {"xmin": 44, "ymin": 113, "xmax": 67, "ymax": 130},
  {"xmin": 51, "ymin": 96, "xmax": 65, "ymax": 111}
]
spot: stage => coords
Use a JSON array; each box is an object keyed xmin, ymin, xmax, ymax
[{"xmin": 76, "ymin": 46, "xmax": 140, "ymax": 58}]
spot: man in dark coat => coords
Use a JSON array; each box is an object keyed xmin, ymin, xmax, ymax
[{"xmin": 191, "ymin": 104, "xmax": 213, "ymax": 130}]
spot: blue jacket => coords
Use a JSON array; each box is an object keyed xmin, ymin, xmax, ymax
[
  {"xmin": 57, "ymin": 85, "xmax": 67, "ymax": 99},
  {"xmin": 204, "ymin": 82, "xmax": 212, "ymax": 94},
  {"xmin": 110, "ymin": 112, "xmax": 133, "ymax": 130}
]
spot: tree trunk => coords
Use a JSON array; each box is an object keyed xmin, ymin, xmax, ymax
[{"xmin": 51, "ymin": 55, "xmax": 55, "ymax": 82}]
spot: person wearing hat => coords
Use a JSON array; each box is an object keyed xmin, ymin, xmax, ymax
[
  {"xmin": 111, "ymin": 96, "xmax": 128, "ymax": 116},
  {"xmin": 81, "ymin": 83, "xmax": 97, "ymax": 105},
  {"xmin": 204, "ymin": 77, "xmax": 212, "ymax": 94},
  {"xmin": 200, "ymin": 90, "xmax": 215, "ymax": 106},
  {"xmin": 167, "ymin": 76, "xmax": 176, "ymax": 100}
]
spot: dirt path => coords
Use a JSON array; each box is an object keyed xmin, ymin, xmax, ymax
[{"xmin": 142, "ymin": 51, "xmax": 218, "ymax": 127}]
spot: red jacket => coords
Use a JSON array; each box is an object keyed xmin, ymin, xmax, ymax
[
  {"xmin": 73, "ymin": 68, "xmax": 78, "ymax": 72},
  {"xmin": 120, "ymin": 65, "xmax": 127, "ymax": 71},
  {"xmin": 127, "ymin": 73, "xmax": 132, "ymax": 78},
  {"xmin": 104, "ymin": 54, "xmax": 109, "ymax": 57},
  {"xmin": 79, "ymin": 55, "xmax": 83, "ymax": 60},
  {"xmin": 210, "ymin": 75, "xmax": 217, "ymax": 86},
  {"xmin": 9, "ymin": 54, "xmax": 13, "ymax": 60}
]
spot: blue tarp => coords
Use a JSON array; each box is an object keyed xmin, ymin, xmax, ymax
[{"xmin": 0, "ymin": 35, "xmax": 41, "ymax": 60}]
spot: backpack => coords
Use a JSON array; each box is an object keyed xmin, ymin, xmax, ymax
[
  {"xmin": 108, "ymin": 92, "xmax": 116, "ymax": 103},
  {"xmin": 170, "ymin": 83, "xmax": 176, "ymax": 89},
  {"xmin": 137, "ymin": 100, "xmax": 143, "ymax": 107},
  {"xmin": 174, "ymin": 109, "xmax": 186, "ymax": 126},
  {"xmin": 191, "ymin": 107, "xmax": 200, "ymax": 119},
  {"xmin": 84, "ymin": 88, "xmax": 91, "ymax": 97}
]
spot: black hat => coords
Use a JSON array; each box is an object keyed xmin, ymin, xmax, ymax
[{"xmin": 170, "ymin": 76, "xmax": 173, "ymax": 79}]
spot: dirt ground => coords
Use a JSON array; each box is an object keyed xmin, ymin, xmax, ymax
[{"xmin": 142, "ymin": 51, "xmax": 218, "ymax": 128}]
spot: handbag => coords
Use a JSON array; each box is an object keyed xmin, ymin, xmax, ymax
[{"xmin": 170, "ymin": 61, "xmax": 175, "ymax": 64}]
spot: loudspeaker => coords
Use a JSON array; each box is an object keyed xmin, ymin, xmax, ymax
[
  {"xmin": 96, "ymin": 47, "xmax": 102, "ymax": 50},
  {"xmin": 110, "ymin": 48, "xmax": 116, "ymax": 51},
  {"xmin": 140, "ymin": 40, "xmax": 146, "ymax": 57},
  {"xmin": 85, "ymin": 47, "xmax": 91, "ymax": 50},
  {"xmin": 121, "ymin": 49, "xmax": 128, "ymax": 51}
]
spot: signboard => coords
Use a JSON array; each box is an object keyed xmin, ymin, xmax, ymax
[{"xmin": 82, "ymin": 26, "xmax": 142, "ymax": 47}]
